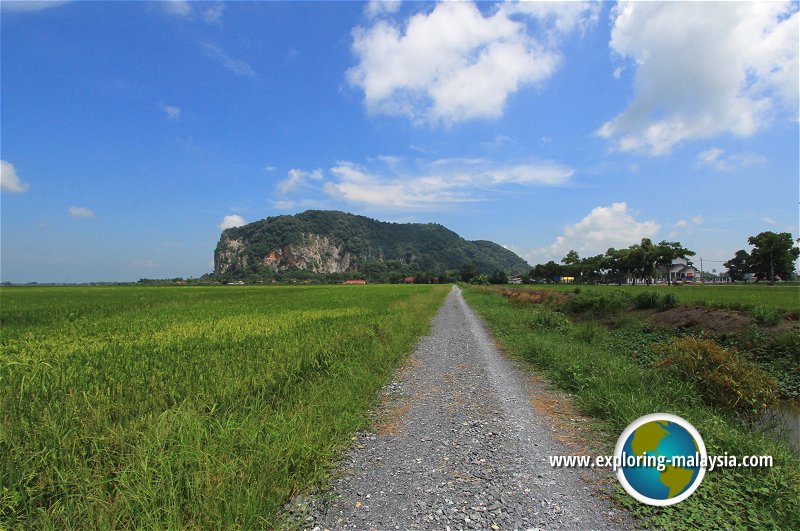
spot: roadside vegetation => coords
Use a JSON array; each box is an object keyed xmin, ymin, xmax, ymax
[
  {"xmin": 464, "ymin": 285, "xmax": 799, "ymax": 529},
  {"xmin": 522, "ymin": 283, "xmax": 800, "ymax": 313},
  {"xmin": 0, "ymin": 285, "xmax": 448, "ymax": 528}
]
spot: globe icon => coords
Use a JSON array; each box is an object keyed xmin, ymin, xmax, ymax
[{"xmin": 615, "ymin": 413, "xmax": 706, "ymax": 506}]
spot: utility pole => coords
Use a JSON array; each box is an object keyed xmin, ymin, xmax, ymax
[{"xmin": 700, "ymin": 257, "xmax": 703, "ymax": 283}]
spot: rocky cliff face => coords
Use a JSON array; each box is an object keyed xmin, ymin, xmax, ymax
[
  {"xmin": 212, "ymin": 210, "xmax": 530, "ymax": 278},
  {"xmin": 215, "ymin": 233, "xmax": 355, "ymax": 275}
]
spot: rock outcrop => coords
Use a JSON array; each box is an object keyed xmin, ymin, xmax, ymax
[{"xmin": 213, "ymin": 210, "xmax": 529, "ymax": 277}]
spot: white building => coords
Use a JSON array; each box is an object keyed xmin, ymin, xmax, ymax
[{"xmin": 663, "ymin": 257, "xmax": 699, "ymax": 283}]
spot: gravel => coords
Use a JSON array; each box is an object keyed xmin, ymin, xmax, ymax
[{"xmin": 306, "ymin": 286, "xmax": 633, "ymax": 530}]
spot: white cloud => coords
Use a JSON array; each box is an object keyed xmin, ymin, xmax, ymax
[
  {"xmin": 1, "ymin": 160, "xmax": 30, "ymax": 192},
  {"xmin": 219, "ymin": 214, "xmax": 246, "ymax": 230},
  {"xmin": 1, "ymin": 1, "xmax": 69, "ymax": 12},
  {"xmin": 263, "ymin": 165, "xmax": 277, "ymax": 172},
  {"xmin": 159, "ymin": 103, "xmax": 181, "ymax": 120},
  {"xmin": 670, "ymin": 215, "xmax": 704, "ymax": 238},
  {"xmin": 323, "ymin": 157, "xmax": 573, "ymax": 209},
  {"xmin": 162, "ymin": 0, "xmax": 191, "ymax": 18},
  {"xmin": 201, "ymin": 43, "xmax": 255, "ymax": 77},
  {"xmin": 529, "ymin": 202, "xmax": 660, "ymax": 262},
  {"xmin": 348, "ymin": 1, "xmax": 596, "ymax": 125},
  {"xmin": 696, "ymin": 147, "xmax": 767, "ymax": 171},
  {"xmin": 68, "ymin": 207, "xmax": 94, "ymax": 218},
  {"xmin": 134, "ymin": 259, "xmax": 158, "ymax": 269},
  {"xmin": 762, "ymin": 216, "xmax": 777, "ymax": 225},
  {"xmin": 599, "ymin": 2, "xmax": 799, "ymax": 155},
  {"xmin": 365, "ymin": 0, "xmax": 401, "ymax": 19},
  {"xmin": 271, "ymin": 200, "xmax": 296, "ymax": 210},
  {"xmin": 277, "ymin": 168, "xmax": 323, "ymax": 194}
]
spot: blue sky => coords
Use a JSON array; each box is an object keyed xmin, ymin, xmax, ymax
[{"xmin": 1, "ymin": 0, "xmax": 798, "ymax": 282}]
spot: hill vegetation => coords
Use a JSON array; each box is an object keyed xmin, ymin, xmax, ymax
[{"xmin": 213, "ymin": 210, "xmax": 529, "ymax": 283}]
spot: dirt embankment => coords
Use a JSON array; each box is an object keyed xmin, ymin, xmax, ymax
[{"xmin": 494, "ymin": 287, "xmax": 799, "ymax": 336}]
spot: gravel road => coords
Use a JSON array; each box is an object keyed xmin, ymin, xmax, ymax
[{"xmin": 307, "ymin": 286, "xmax": 632, "ymax": 530}]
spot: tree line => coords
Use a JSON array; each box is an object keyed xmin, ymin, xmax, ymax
[
  {"xmin": 524, "ymin": 238, "xmax": 695, "ymax": 285},
  {"xmin": 723, "ymin": 231, "xmax": 799, "ymax": 283},
  {"xmin": 486, "ymin": 231, "xmax": 798, "ymax": 286}
]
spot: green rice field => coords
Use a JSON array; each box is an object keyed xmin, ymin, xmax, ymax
[
  {"xmin": 522, "ymin": 283, "xmax": 800, "ymax": 312},
  {"xmin": 0, "ymin": 285, "xmax": 448, "ymax": 528}
]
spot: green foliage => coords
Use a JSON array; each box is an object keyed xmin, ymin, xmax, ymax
[
  {"xmin": 747, "ymin": 231, "xmax": 800, "ymax": 282},
  {"xmin": 562, "ymin": 290, "xmax": 630, "ymax": 317},
  {"xmin": 0, "ymin": 285, "xmax": 448, "ymax": 528},
  {"xmin": 653, "ymin": 337, "xmax": 779, "ymax": 418},
  {"xmin": 634, "ymin": 291, "xmax": 660, "ymax": 309},
  {"xmin": 724, "ymin": 249, "xmax": 751, "ymax": 281},
  {"xmin": 216, "ymin": 210, "xmax": 529, "ymax": 279},
  {"xmin": 720, "ymin": 327, "xmax": 800, "ymax": 400},
  {"xmin": 751, "ymin": 306, "xmax": 785, "ymax": 326},
  {"xmin": 657, "ymin": 292, "xmax": 678, "ymax": 310}
]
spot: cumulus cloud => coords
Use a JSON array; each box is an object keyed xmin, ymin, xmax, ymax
[
  {"xmin": 530, "ymin": 202, "xmax": 660, "ymax": 262},
  {"xmin": 68, "ymin": 207, "xmax": 94, "ymax": 218},
  {"xmin": 159, "ymin": 103, "xmax": 181, "ymax": 120},
  {"xmin": 323, "ymin": 157, "xmax": 573, "ymax": 209},
  {"xmin": 365, "ymin": 0, "xmax": 401, "ymax": 19},
  {"xmin": 1, "ymin": 160, "xmax": 30, "ymax": 192},
  {"xmin": 599, "ymin": 2, "xmax": 799, "ymax": 155},
  {"xmin": 696, "ymin": 147, "xmax": 767, "ymax": 172},
  {"xmin": 348, "ymin": 1, "xmax": 596, "ymax": 125},
  {"xmin": 277, "ymin": 168, "xmax": 323, "ymax": 194},
  {"xmin": 219, "ymin": 214, "xmax": 246, "ymax": 230},
  {"xmin": 201, "ymin": 43, "xmax": 255, "ymax": 77}
]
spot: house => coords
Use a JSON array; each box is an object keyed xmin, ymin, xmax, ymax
[
  {"xmin": 662, "ymin": 257, "xmax": 699, "ymax": 283},
  {"xmin": 343, "ymin": 279, "xmax": 366, "ymax": 285},
  {"xmin": 509, "ymin": 275, "xmax": 523, "ymax": 285},
  {"xmin": 403, "ymin": 277, "xmax": 415, "ymax": 284}
]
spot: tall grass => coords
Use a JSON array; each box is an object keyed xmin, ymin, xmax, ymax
[
  {"xmin": 0, "ymin": 285, "xmax": 448, "ymax": 527},
  {"xmin": 464, "ymin": 286, "xmax": 799, "ymax": 529}
]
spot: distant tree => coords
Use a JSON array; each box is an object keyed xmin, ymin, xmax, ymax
[
  {"xmin": 471, "ymin": 273, "xmax": 490, "ymax": 285},
  {"xmin": 541, "ymin": 261, "xmax": 563, "ymax": 283},
  {"xmin": 604, "ymin": 248, "xmax": 629, "ymax": 285},
  {"xmin": 561, "ymin": 250, "xmax": 581, "ymax": 281},
  {"xmin": 656, "ymin": 240, "xmax": 696, "ymax": 285},
  {"xmin": 489, "ymin": 269, "xmax": 508, "ymax": 284},
  {"xmin": 459, "ymin": 262, "xmax": 479, "ymax": 282},
  {"xmin": 747, "ymin": 232, "xmax": 799, "ymax": 284},
  {"xmin": 723, "ymin": 250, "xmax": 750, "ymax": 282},
  {"xmin": 580, "ymin": 254, "xmax": 606, "ymax": 283}
]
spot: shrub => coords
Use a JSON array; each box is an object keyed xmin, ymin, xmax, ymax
[
  {"xmin": 657, "ymin": 293, "xmax": 678, "ymax": 310},
  {"xmin": 564, "ymin": 291, "xmax": 629, "ymax": 317},
  {"xmin": 752, "ymin": 306, "xmax": 784, "ymax": 326},
  {"xmin": 654, "ymin": 337, "xmax": 779, "ymax": 418},
  {"xmin": 634, "ymin": 291, "xmax": 660, "ymax": 309}
]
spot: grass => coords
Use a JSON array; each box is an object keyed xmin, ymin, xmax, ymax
[
  {"xmin": 0, "ymin": 284, "xmax": 448, "ymax": 528},
  {"xmin": 520, "ymin": 283, "xmax": 800, "ymax": 313},
  {"xmin": 463, "ymin": 286, "xmax": 800, "ymax": 529}
]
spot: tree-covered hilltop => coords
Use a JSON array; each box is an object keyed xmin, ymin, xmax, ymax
[{"xmin": 213, "ymin": 210, "xmax": 529, "ymax": 282}]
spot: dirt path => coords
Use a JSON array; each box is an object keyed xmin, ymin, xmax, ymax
[{"xmin": 308, "ymin": 286, "xmax": 632, "ymax": 529}]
